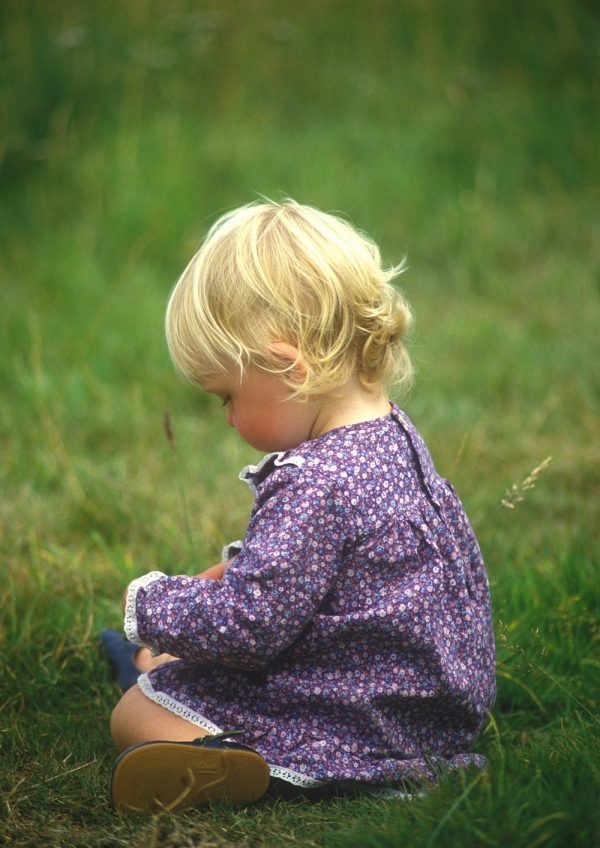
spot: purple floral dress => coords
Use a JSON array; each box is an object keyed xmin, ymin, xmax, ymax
[{"xmin": 125, "ymin": 404, "xmax": 495, "ymax": 790}]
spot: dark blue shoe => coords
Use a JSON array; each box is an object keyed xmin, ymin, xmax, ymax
[{"xmin": 100, "ymin": 629, "xmax": 140, "ymax": 693}]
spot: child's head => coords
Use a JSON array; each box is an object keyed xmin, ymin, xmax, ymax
[{"xmin": 166, "ymin": 199, "xmax": 412, "ymax": 399}]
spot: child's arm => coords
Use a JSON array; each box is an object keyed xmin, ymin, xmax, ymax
[
  {"xmin": 192, "ymin": 558, "xmax": 235, "ymax": 581},
  {"xmin": 123, "ymin": 468, "xmax": 348, "ymax": 671},
  {"xmin": 118, "ymin": 557, "xmax": 238, "ymax": 672},
  {"xmin": 121, "ymin": 558, "xmax": 236, "ymax": 612}
]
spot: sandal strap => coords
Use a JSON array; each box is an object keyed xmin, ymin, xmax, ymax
[
  {"xmin": 194, "ymin": 729, "xmax": 245, "ymax": 744},
  {"xmin": 193, "ymin": 729, "xmax": 259, "ymax": 752}
]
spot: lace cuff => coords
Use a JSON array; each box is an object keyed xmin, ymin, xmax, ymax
[
  {"xmin": 221, "ymin": 540, "xmax": 244, "ymax": 563},
  {"xmin": 123, "ymin": 571, "xmax": 166, "ymax": 653}
]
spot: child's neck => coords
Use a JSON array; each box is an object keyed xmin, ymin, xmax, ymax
[{"xmin": 309, "ymin": 381, "xmax": 391, "ymax": 440}]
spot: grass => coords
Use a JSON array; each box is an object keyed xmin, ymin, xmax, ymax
[{"xmin": 1, "ymin": 0, "xmax": 599, "ymax": 845}]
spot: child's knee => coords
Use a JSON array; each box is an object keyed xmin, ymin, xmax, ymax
[
  {"xmin": 110, "ymin": 683, "xmax": 205, "ymax": 752},
  {"xmin": 110, "ymin": 684, "xmax": 142, "ymax": 752}
]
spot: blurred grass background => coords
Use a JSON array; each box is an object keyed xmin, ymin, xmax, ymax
[{"xmin": 0, "ymin": 1, "xmax": 599, "ymax": 846}]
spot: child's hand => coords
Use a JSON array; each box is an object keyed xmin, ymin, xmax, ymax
[{"xmin": 194, "ymin": 557, "xmax": 237, "ymax": 581}]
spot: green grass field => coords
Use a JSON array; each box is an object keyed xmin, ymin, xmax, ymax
[{"xmin": 1, "ymin": 1, "xmax": 599, "ymax": 845}]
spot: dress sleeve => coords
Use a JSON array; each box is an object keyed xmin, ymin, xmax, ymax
[
  {"xmin": 123, "ymin": 571, "xmax": 168, "ymax": 653},
  {"xmin": 132, "ymin": 465, "xmax": 349, "ymax": 670}
]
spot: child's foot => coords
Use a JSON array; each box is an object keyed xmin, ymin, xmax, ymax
[
  {"xmin": 101, "ymin": 630, "xmax": 178, "ymax": 691},
  {"xmin": 110, "ymin": 734, "xmax": 271, "ymax": 814},
  {"xmin": 100, "ymin": 630, "xmax": 176, "ymax": 692},
  {"xmin": 100, "ymin": 630, "xmax": 141, "ymax": 692}
]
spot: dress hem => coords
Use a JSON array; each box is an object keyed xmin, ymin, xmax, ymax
[{"xmin": 137, "ymin": 673, "xmax": 329, "ymax": 787}]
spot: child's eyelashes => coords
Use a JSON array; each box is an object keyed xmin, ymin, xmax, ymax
[{"xmin": 220, "ymin": 397, "xmax": 231, "ymax": 408}]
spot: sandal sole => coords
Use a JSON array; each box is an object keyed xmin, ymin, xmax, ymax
[{"xmin": 111, "ymin": 741, "xmax": 271, "ymax": 813}]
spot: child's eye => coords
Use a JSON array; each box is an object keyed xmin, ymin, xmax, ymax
[{"xmin": 220, "ymin": 396, "xmax": 231, "ymax": 408}]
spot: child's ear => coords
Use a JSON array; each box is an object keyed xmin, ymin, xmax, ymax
[{"xmin": 268, "ymin": 342, "xmax": 307, "ymax": 378}]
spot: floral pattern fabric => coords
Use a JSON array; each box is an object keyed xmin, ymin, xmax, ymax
[{"xmin": 126, "ymin": 404, "xmax": 495, "ymax": 785}]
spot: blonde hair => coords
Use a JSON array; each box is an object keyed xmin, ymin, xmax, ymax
[{"xmin": 166, "ymin": 199, "xmax": 412, "ymax": 398}]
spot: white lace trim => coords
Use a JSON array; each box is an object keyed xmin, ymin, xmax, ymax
[
  {"xmin": 221, "ymin": 541, "xmax": 244, "ymax": 563},
  {"xmin": 123, "ymin": 571, "xmax": 166, "ymax": 652},
  {"xmin": 273, "ymin": 454, "xmax": 305, "ymax": 469},
  {"xmin": 137, "ymin": 673, "xmax": 225, "ymax": 735},
  {"xmin": 239, "ymin": 452, "xmax": 305, "ymax": 494},
  {"xmin": 266, "ymin": 765, "xmax": 327, "ymax": 787},
  {"xmin": 265, "ymin": 767, "xmax": 415, "ymax": 798},
  {"xmin": 127, "ymin": 677, "xmax": 420, "ymax": 798}
]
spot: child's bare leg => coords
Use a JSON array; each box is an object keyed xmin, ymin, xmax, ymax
[{"xmin": 111, "ymin": 685, "xmax": 210, "ymax": 752}]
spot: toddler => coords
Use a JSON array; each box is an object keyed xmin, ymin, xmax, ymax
[{"xmin": 107, "ymin": 200, "xmax": 495, "ymax": 813}]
